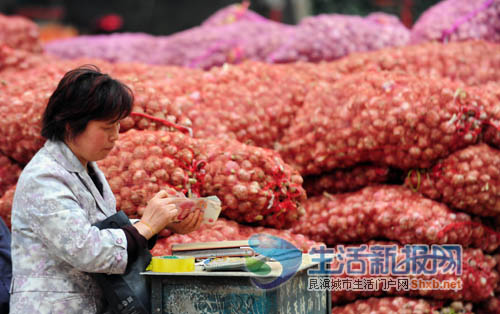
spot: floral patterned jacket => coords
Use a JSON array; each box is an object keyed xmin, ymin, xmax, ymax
[{"xmin": 10, "ymin": 140, "xmax": 128, "ymax": 314}]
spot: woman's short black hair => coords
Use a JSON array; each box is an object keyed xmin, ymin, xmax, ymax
[{"xmin": 41, "ymin": 64, "xmax": 134, "ymax": 142}]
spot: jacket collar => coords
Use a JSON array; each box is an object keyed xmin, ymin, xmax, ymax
[
  {"xmin": 44, "ymin": 140, "xmax": 115, "ymax": 216},
  {"xmin": 44, "ymin": 140, "xmax": 86, "ymax": 173}
]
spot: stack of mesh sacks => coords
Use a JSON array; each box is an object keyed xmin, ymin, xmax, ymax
[
  {"xmin": 0, "ymin": 155, "xmax": 20, "ymax": 197},
  {"xmin": 44, "ymin": 6, "xmax": 293, "ymax": 69},
  {"xmin": 42, "ymin": 33, "xmax": 160, "ymax": 65},
  {"xmin": 0, "ymin": 42, "xmax": 322, "ymax": 246},
  {"xmin": 281, "ymin": 66, "xmax": 500, "ymax": 310},
  {"xmin": 117, "ymin": 41, "xmax": 500, "ymax": 154},
  {"xmin": 0, "ymin": 14, "xmax": 49, "ymax": 73},
  {"xmin": 44, "ymin": 5, "xmax": 409, "ymax": 68},
  {"xmin": 0, "ymin": 55, "xmax": 119, "ymax": 164},
  {"xmin": 0, "ymin": 44, "xmax": 54, "ymax": 73},
  {"xmin": 42, "ymin": 1, "xmax": 500, "ymax": 69},
  {"xmin": 118, "ymin": 61, "xmax": 310, "ymax": 149},
  {"xmin": 0, "ymin": 13, "xmax": 41, "ymax": 53},
  {"xmin": 6, "ymin": 25, "xmax": 500, "ymax": 310},
  {"xmin": 0, "ymin": 44, "xmax": 208, "ymax": 164},
  {"xmin": 96, "ymin": 129, "xmax": 307, "ymax": 229},
  {"xmin": 0, "ymin": 14, "xmax": 43, "ymax": 227},
  {"xmin": 0, "ymin": 155, "xmax": 21, "ymax": 228},
  {"xmin": 151, "ymin": 20, "xmax": 293, "ymax": 69},
  {"xmin": 411, "ymin": 0, "xmax": 500, "ymax": 44},
  {"xmin": 318, "ymin": 40, "xmax": 500, "ymax": 86},
  {"xmin": 268, "ymin": 12, "xmax": 409, "ymax": 63},
  {"xmin": 331, "ymin": 297, "xmax": 473, "ymax": 314}
]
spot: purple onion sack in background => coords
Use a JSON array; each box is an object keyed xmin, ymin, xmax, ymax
[
  {"xmin": 411, "ymin": 0, "xmax": 500, "ymax": 44},
  {"xmin": 153, "ymin": 20, "xmax": 294, "ymax": 69},
  {"xmin": 44, "ymin": 9, "xmax": 411, "ymax": 68},
  {"xmin": 44, "ymin": 4, "xmax": 292, "ymax": 69},
  {"xmin": 44, "ymin": 21, "xmax": 293, "ymax": 69},
  {"xmin": 267, "ymin": 12, "xmax": 410, "ymax": 63},
  {"xmin": 43, "ymin": 33, "xmax": 160, "ymax": 64}
]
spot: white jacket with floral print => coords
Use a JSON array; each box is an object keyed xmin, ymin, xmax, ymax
[{"xmin": 10, "ymin": 140, "xmax": 128, "ymax": 314}]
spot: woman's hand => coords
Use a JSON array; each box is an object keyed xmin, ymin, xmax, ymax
[
  {"xmin": 134, "ymin": 190, "xmax": 178, "ymax": 239},
  {"xmin": 166, "ymin": 209, "xmax": 204, "ymax": 235}
]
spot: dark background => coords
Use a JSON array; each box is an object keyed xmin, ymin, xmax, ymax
[{"xmin": 0, "ymin": 0, "xmax": 442, "ymax": 35}]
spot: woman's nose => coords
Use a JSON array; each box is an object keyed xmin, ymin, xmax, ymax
[{"xmin": 109, "ymin": 124, "xmax": 119, "ymax": 141}]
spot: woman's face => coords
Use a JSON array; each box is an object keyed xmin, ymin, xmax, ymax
[{"xmin": 66, "ymin": 119, "xmax": 120, "ymax": 168}]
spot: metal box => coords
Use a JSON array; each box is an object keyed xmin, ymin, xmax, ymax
[{"xmin": 144, "ymin": 260, "xmax": 330, "ymax": 314}]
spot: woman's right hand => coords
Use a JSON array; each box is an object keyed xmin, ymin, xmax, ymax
[{"xmin": 133, "ymin": 190, "xmax": 179, "ymax": 239}]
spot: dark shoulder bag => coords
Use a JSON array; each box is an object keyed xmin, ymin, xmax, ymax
[{"xmin": 92, "ymin": 211, "xmax": 153, "ymax": 314}]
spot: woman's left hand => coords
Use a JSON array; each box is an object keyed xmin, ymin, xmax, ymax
[{"xmin": 166, "ymin": 209, "xmax": 204, "ymax": 234}]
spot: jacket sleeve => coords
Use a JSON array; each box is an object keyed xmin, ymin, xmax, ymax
[
  {"xmin": 21, "ymin": 172, "xmax": 128, "ymax": 275},
  {"xmin": 0, "ymin": 219, "xmax": 11, "ymax": 307}
]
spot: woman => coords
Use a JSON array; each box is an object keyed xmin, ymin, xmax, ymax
[{"xmin": 10, "ymin": 65, "xmax": 203, "ymax": 313}]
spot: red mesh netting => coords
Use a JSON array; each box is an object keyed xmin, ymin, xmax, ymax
[
  {"xmin": 0, "ymin": 58, "xmax": 196, "ymax": 164},
  {"xmin": 410, "ymin": 0, "xmax": 500, "ymax": 44},
  {"xmin": 405, "ymin": 144, "xmax": 500, "ymax": 217},
  {"xmin": 97, "ymin": 130, "xmax": 203, "ymax": 219},
  {"xmin": 0, "ymin": 185, "xmax": 15, "ymax": 229},
  {"xmin": 0, "ymin": 13, "xmax": 41, "ymax": 52},
  {"xmin": 200, "ymin": 137, "xmax": 306, "ymax": 228},
  {"xmin": 98, "ymin": 130, "xmax": 306, "ymax": 228},
  {"xmin": 0, "ymin": 45, "xmax": 53, "ymax": 73},
  {"xmin": 478, "ymin": 296, "xmax": 500, "ymax": 314},
  {"xmin": 0, "ymin": 59, "xmax": 114, "ymax": 164},
  {"xmin": 303, "ymin": 165, "xmax": 391, "ymax": 196},
  {"xmin": 3, "ymin": 43, "xmax": 500, "ymax": 163},
  {"xmin": 317, "ymin": 40, "xmax": 500, "ymax": 86},
  {"xmin": 278, "ymin": 71, "xmax": 498, "ymax": 175},
  {"xmin": 0, "ymin": 155, "xmax": 21, "ymax": 198},
  {"xmin": 329, "ymin": 242, "xmax": 498, "ymax": 303},
  {"xmin": 474, "ymin": 83, "xmax": 500, "ymax": 149},
  {"xmin": 268, "ymin": 12, "xmax": 409, "ymax": 64},
  {"xmin": 331, "ymin": 297, "xmax": 442, "ymax": 314},
  {"xmin": 292, "ymin": 185, "xmax": 500, "ymax": 252},
  {"xmin": 121, "ymin": 62, "xmax": 313, "ymax": 149}
]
